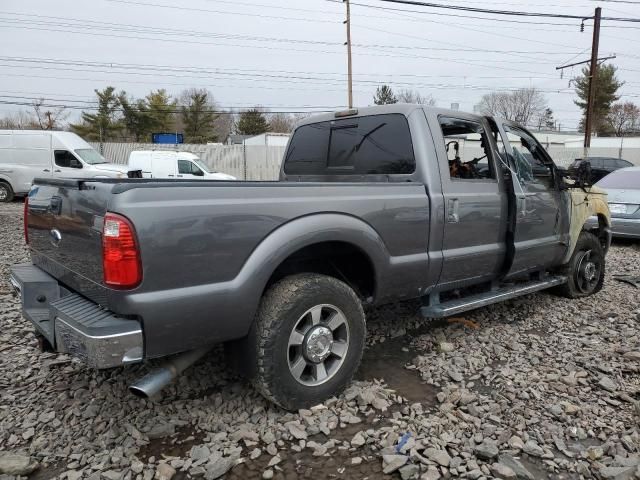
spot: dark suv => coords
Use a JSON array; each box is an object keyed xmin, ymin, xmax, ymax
[{"xmin": 569, "ymin": 157, "xmax": 633, "ymax": 184}]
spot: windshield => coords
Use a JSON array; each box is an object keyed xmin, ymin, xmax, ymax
[
  {"xmin": 597, "ymin": 169, "xmax": 640, "ymax": 190},
  {"xmin": 193, "ymin": 157, "xmax": 212, "ymax": 173},
  {"xmin": 75, "ymin": 148, "xmax": 107, "ymax": 165}
]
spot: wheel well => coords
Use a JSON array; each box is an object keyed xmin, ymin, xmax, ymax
[
  {"xmin": 266, "ymin": 241, "xmax": 376, "ymax": 301},
  {"xmin": 586, "ymin": 213, "xmax": 610, "ymax": 253}
]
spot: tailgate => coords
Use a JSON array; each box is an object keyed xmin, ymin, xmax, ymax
[{"xmin": 27, "ymin": 179, "xmax": 113, "ymax": 305}]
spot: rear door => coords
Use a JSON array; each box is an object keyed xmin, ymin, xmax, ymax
[
  {"xmin": 494, "ymin": 121, "xmax": 565, "ymax": 276},
  {"xmin": 426, "ymin": 112, "xmax": 508, "ymax": 289}
]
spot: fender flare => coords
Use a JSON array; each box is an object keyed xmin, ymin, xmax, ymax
[
  {"xmin": 237, "ymin": 213, "xmax": 389, "ymax": 302},
  {"xmin": 562, "ymin": 190, "xmax": 611, "ymax": 263}
]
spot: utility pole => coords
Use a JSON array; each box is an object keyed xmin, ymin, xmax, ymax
[
  {"xmin": 344, "ymin": 0, "xmax": 353, "ymax": 108},
  {"xmin": 584, "ymin": 7, "xmax": 601, "ymax": 155}
]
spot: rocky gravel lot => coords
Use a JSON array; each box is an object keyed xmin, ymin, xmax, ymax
[{"xmin": 1, "ymin": 200, "xmax": 640, "ymax": 480}]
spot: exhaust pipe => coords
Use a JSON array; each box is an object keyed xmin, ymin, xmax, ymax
[{"xmin": 129, "ymin": 346, "xmax": 211, "ymax": 398}]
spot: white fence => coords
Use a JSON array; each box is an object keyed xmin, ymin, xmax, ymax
[
  {"xmin": 90, "ymin": 142, "xmax": 285, "ymax": 180},
  {"xmin": 92, "ymin": 142, "xmax": 640, "ymax": 181}
]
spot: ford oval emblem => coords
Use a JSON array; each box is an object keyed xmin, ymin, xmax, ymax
[{"xmin": 49, "ymin": 228, "xmax": 62, "ymax": 247}]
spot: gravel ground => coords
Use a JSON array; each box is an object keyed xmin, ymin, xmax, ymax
[{"xmin": 1, "ymin": 200, "xmax": 640, "ymax": 480}]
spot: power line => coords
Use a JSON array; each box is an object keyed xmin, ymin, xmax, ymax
[
  {"xmin": 0, "ymin": 13, "xmax": 589, "ymax": 59},
  {"xmin": 105, "ymin": 0, "xmax": 339, "ymax": 24},
  {"xmin": 367, "ymin": 0, "xmax": 640, "ymax": 22},
  {"xmin": 0, "ymin": 98, "xmax": 341, "ymax": 114},
  {"xmin": 367, "ymin": 0, "xmax": 592, "ymax": 19},
  {"xmin": 350, "ymin": 1, "xmax": 587, "ymax": 26}
]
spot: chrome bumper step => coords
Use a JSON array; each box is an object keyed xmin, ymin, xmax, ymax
[
  {"xmin": 9, "ymin": 263, "xmax": 144, "ymax": 369},
  {"xmin": 421, "ymin": 275, "xmax": 567, "ymax": 318}
]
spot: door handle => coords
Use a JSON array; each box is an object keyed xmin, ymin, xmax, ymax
[
  {"xmin": 42, "ymin": 169, "xmax": 50, "ymax": 172},
  {"xmin": 54, "ymin": 169, "xmax": 61, "ymax": 173},
  {"xmin": 177, "ymin": 175, "xmax": 183, "ymax": 178},
  {"xmin": 447, "ymin": 198, "xmax": 459, "ymax": 223}
]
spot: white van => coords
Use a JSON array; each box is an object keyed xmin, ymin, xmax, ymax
[
  {"xmin": 128, "ymin": 150, "xmax": 236, "ymax": 180},
  {"xmin": 0, "ymin": 130, "xmax": 131, "ymax": 202}
]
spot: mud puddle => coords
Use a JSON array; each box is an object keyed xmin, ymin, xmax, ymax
[{"xmin": 357, "ymin": 327, "xmax": 439, "ymax": 406}]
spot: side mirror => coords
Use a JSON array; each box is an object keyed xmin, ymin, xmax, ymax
[{"xmin": 70, "ymin": 159, "xmax": 83, "ymax": 169}]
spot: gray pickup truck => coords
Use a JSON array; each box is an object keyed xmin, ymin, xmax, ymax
[{"xmin": 10, "ymin": 104, "xmax": 611, "ymax": 410}]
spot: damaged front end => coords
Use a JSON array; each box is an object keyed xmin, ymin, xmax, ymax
[{"xmin": 560, "ymin": 180, "xmax": 612, "ymax": 264}]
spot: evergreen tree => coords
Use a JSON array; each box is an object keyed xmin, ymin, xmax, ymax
[
  {"xmin": 180, "ymin": 89, "xmax": 218, "ymax": 143},
  {"xmin": 146, "ymin": 89, "xmax": 176, "ymax": 132},
  {"xmin": 237, "ymin": 108, "xmax": 269, "ymax": 135},
  {"xmin": 373, "ymin": 85, "xmax": 398, "ymax": 105},
  {"xmin": 574, "ymin": 64, "xmax": 623, "ymax": 135},
  {"xmin": 71, "ymin": 87, "xmax": 121, "ymax": 141},
  {"xmin": 118, "ymin": 93, "xmax": 152, "ymax": 142}
]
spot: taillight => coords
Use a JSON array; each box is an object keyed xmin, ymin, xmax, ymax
[
  {"xmin": 102, "ymin": 212, "xmax": 142, "ymax": 289},
  {"xmin": 23, "ymin": 196, "xmax": 29, "ymax": 244}
]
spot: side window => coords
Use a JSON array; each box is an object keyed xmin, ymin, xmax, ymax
[
  {"xmin": 589, "ymin": 158, "xmax": 603, "ymax": 169},
  {"xmin": 283, "ymin": 114, "xmax": 415, "ymax": 176},
  {"xmin": 615, "ymin": 159, "xmax": 630, "ymax": 168},
  {"xmin": 504, "ymin": 126, "xmax": 552, "ymax": 184},
  {"xmin": 54, "ymin": 150, "xmax": 82, "ymax": 169},
  {"xmin": 190, "ymin": 162, "xmax": 204, "ymax": 176},
  {"xmin": 439, "ymin": 117, "xmax": 494, "ymax": 180},
  {"xmin": 178, "ymin": 160, "xmax": 192, "ymax": 174}
]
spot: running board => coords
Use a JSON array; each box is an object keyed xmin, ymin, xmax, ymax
[{"xmin": 421, "ymin": 276, "xmax": 567, "ymax": 318}]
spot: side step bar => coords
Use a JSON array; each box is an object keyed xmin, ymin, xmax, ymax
[{"xmin": 421, "ymin": 275, "xmax": 566, "ymax": 318}]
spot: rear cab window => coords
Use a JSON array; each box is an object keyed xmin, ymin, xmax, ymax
[{"xmin": 283, "ymin": 113, "xmax": 415, "ymax": 177}]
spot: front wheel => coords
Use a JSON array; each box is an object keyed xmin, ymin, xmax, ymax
[
  {"xmin": 0, "ymin": 182, "xmax": 14, "ymax": 202},
  {"xmin": 554, "ymin": 231, "xmax": 605, "ymax": 298},
  {"xmin": 251, "ymin": 274, "xmax": 366, "ymax": 410}
]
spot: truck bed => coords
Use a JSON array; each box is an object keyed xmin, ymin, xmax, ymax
[{"xmin": 27, "ymin": 177, "xmax": 432, "ymax": 357}]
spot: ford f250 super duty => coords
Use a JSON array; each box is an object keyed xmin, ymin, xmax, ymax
[{"xmin": 10, "ymin": 104, "xmax": 611, "ymax": 410}]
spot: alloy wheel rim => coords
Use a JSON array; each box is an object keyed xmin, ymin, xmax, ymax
[
  {"xmin": 0, "ymin": 187, "xmax": 7, "ymax": 200},
  {"xmin": 575, "ymin": 249, "xmax": 601, "ymax": 293},
  {"xmin": 287, "ymin": 304, "xmax": 350, "ymax": 386}
]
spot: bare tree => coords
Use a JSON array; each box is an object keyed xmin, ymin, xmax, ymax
[
  {"xmin": 476, "ymin": 88, "xmax": 547, "ymax": 126},
  {"xmin": 0, "ymin": 110, "xmax": 38, "ymax": 129},
  {"xmin": 606, "ymin": 102, "xmax": 640, "ymax": 137},
  {"xmin": 32, "ymin": 98, "xmax": 69, "ymax": 130},
  {"xmin": 396, "ymin": 89, "xmax": 436, "ymax": 106},
  {"xmin": 267, "ymin": 112, "xmax": 294, "ymax": 133}
]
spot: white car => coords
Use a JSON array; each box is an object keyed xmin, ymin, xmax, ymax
[
  {"xmin": 128, "ymin": 150, "xmax": 236, "ymax": 180},
  {"xmin": 0, "ymin": 130, "xmax": 131, "ymax": 202}
]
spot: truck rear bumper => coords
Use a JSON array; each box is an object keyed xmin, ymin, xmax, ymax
[{"xmin": 9, "ymin": 263, "xmax": 143, "ymax": 369}]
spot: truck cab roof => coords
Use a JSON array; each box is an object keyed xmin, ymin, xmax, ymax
[{"xmin": 296, "ymin": 104, "xmax": 483, "ymax": 129}]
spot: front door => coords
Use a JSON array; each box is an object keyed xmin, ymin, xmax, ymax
[
  {"xmin": 177, "ymin": 160, "xmax": 205, "ymax": 179},
  {"xmin": 52, "ymin": 150, "xmax": 84, "ymax": 178},
  {"xmin": 494, "ymin": 121, "xmax": 565, "ymax": 276},
  {"xmin": 428, "ymin": 113, "xmax": 508, "ymax": 289}
]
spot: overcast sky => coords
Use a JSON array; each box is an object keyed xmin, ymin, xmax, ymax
[{"xmin": 1, "ymin": 0, "xmax": 639, "ymax": 130}]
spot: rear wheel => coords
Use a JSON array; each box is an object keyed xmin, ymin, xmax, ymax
[
  {"xmin": 251, "ymin": 273, "xmax": 366, "ymax": 410},
  {"xmin": 0, "ymin": 181, "xmax": 14, "ymax": 202},
  {"xmin": 554, "ymin": 231, "xmax": 605, "ymax": 298}
]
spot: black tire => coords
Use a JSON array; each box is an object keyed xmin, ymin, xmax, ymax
[
  {"xmin": 554, "ymin": 231, "xmax": 605, "ymax": 298},
  {"xmin": 0, "ymin": 181, "xmax": 14, "ymax": 203},
  {"xmin": 251, "ymin": 273, "xmax": 366, "ymax": 410}
]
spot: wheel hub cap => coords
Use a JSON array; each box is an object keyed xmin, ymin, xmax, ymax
[
  {"xmin": 287, "ymin": 304, "xmax": 350, "ymax": 386},
  {"xmin": 584, "ymin": 262, "xmax": 596, "ymax": 281},
  {"xmin": 304, "ymin": 326, "xmax": 333, "ymax": 363}
]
